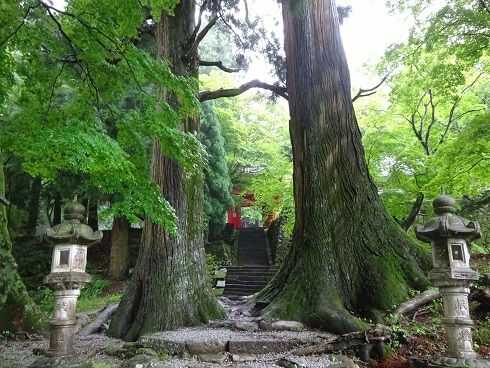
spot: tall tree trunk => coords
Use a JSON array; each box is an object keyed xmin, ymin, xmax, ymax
[
  {"xmin": 53, "ymin": 192, "xmax": 62, "ymax": 226},
  {"xmin": 0, "ymin": 153, "xmax": 44, "ymax": 332},
  {"xmin": 26, "ymin": 177, "xmax": 42, "ymax": 236},
  {"xmin": 108, "ymin": 3, "xmax": 224, "ymax": 341},
  {"xmin": 399, "ymin": 192, "xmax": 424, "ymax": 231},
  {"xmin": 109, "ymin": 216, "xmax": 129, "ymax": 280},
  {"xmin": 256, "ymin": 0, "xmax": 428, "ymax": 334},
  {"xmin": 87, "ymin": 199, "xmax": 98, "ymax": 231}
]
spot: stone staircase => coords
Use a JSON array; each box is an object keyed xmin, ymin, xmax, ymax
[{"xmin": 223, "ymin": 227, "xmax": 278, "ymax": 298}]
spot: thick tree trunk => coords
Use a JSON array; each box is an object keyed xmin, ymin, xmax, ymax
[
  {"xmin": 108, "ymin": 3, "xmax": 224, "ymax": 341},
  {"xmin": 256, "ymin": 0, "xmax": 428, "ymax": 333},
  {"xmin": 109, "ymin": 216, "xmax": 129, "ymax": 280},
  {"xmin": 0, "ymin": 154, "xmax": 44, "ymax": 332}
]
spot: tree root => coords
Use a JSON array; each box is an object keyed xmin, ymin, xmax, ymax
[
  {"xmin": 289, "ymin": 326, "xmax": 390, "ymax": 362},
  {"xmin": 393, "ymin": 289, "xmax": 440, "ymax": 317},
  {"xmin": 80, "ymin": 303, "xmax": 119, "ymax": 336}
]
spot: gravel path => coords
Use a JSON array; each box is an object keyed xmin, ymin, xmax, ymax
[{"xmin": 0, "ymin": 297, "xmax": 350, "ymax": 368}]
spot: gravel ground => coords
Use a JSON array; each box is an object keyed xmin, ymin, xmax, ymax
[
  {"xmin": 0, "ymin": 334, "xmax": 342, "ymax": 368},
  {"xmin": 0, "ymin": 297, "xmax": 347, "ymax": 368}
]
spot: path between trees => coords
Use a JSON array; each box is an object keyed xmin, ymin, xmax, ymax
[{"xmin": 0, "ymin": 296, "xmax": 384, "ymax": 368}]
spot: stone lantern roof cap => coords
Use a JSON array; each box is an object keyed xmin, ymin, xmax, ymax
[
  {"xmin": 415, "ymin": 195, "xmax": 481, "ymax": 243},
  {"xmin": 45, "ymin": 200, "xmax": 103, "ymax": 246}
]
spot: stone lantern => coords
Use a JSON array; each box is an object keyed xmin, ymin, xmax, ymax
[
  {"xmin": 416, "ymin": 195, "xmax": 489, "ymax": 367},
  {"xmin": 44, "ymin": 199, "xmax": 102, "ymax": 356}
]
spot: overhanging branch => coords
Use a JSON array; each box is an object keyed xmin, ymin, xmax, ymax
[
  {"xmin": 199, "ymin": 59, "xmax": 240, "ymax": 73},
  {"xmin": 0, "ymin": 4, "xmax": 39, "ymax": 48},
  {"xmin": 199, "ymin": 79, "xmax": 288, "ymax": 101},
  {"xmin": 188, "ymin": 14, "xmax": 218, "ymax": 56},
  {"xmin": 352, "ymin": 75, "xmax": 388, "ymax": 102}
]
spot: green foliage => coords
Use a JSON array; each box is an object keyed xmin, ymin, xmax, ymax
[
  {"xmin": 475, "ymin": 318, "xmax": 490, "ymax": 348},
  {"xmin": 34, "ymin": 286, "xmax": 54, "ymax": 315},
  {"xmin": 0, "ymin": 0, "xmax": 204, "ymax": 232},
  {"xmin": 206, "ymin": 253, "xmax": 219, "ymax": 288},
  {"xmin": 358, "ymin": 0, "xmax": 489, "ymax": 223},
  {"xmin": 34, "ymin": 277, "xmax": 121, "ymax": 314},
  {"xmin": 200, "ymin": 102, "xmax": 233, "ymax": 238},
  {"xmin": 200, "ymin": 72, "xmax": 293, "ymax": 225}
]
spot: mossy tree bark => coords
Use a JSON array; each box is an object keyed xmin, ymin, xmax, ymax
[
  {"xmin": 108, "ymin": 3, "xmax": 224, "ymax": 341},
  {"xmin": 256, "ymin": 0, "xmax": 429, "ymax": 334},
  {"xmin": 0, "ymin": 153, "xmax": 44, "ymax": 332}
]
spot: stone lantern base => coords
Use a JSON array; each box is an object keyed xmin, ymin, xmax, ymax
[
  {"xmin": 47, "ymin": 320, "xmax": 77, "ymax": 357},
  {"xmin": 47, "ymin": 288, "xmax": 81, "ymax": 357}
]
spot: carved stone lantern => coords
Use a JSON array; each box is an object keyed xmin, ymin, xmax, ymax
[
  {"xmin": 44, "ymin": 199, "xmax": 102, "ymax": 356},
  {"xmin": 416, "ymin": 195, "xmax": 489, "ymax": 367}
]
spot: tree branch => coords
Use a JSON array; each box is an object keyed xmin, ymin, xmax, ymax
[
  {"xmin": 189, "ymin": 0, "xmax": 208, "ymax": 45},
  {"xmin": 243, "ymin": 0, "xmax": 254, "ymax": 28},
  {"xmin": 424, "ymin": 89, "xmax": 436, "ymax": 154},
  {"xmin": 42, "ymin": 3, "xmax": 100, "ymax": 105},
  {"xmin": 439, "ymin": 71, "xmax": 485, "ymax": 146},
  {"xmin": 398, "ymin": 192, "xmax": 424, "ymax": 232},
  {"xmin": 199, "ymin": 79, "xmax": 288, "ymax": 101},
  {"xmin": 479, "ymin": 0, "xmax": 490, "ymax": 14},
  {"xmin": 352, "ymin": 75, "xmax": 388, "ymax": 102},
  {"xmin": 188, "ymin": 14, "xmax": 218, "ymax": 57},
  {"xmin": 0, "ymin": 4, "xmax": 38, "ymax": 49},
  {"xmin": 199, "ymin": 59, "xmax": 240, "ymax": 73}
]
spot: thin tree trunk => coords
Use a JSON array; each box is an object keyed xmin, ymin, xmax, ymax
[
  {"xmin": 399, "ymin": 192, "xmax": 424, "ymax": 231},
  {"xmin": 108, "ymin": 3, "xmax": 224, "ymax": 341},
  {"xmin": 53, "ymin": 192, "xmax": 62, "ymax": 225},
  {"xmin": 109, "ymin": 216, "xmax": 129, "ymax": 280},
  {"xmin": 0, "ymin": 153, "xmax": 44, "ymax": 332},
  {"xmin": 87, "ymin": 199, "xmax": 98, "ymax": 231},
  {"xmin": 256, "ymin": 0, "xmax": 428, "ymax": 333},
  {"xmin": 26, "ymin": 177, "xmax": 42, "ymax": 236}
]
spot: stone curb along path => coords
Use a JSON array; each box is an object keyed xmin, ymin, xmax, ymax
[
  {"xmin": 133, "ymin": 296, "xmax": 384, "ymax": 366},
  {"xmin": 138, "ymin": 327, "xmax": 336, "ymax": 364},
  {"xmin": 137, "ymin": 295, "xmax": 334, "ymax": 365}
]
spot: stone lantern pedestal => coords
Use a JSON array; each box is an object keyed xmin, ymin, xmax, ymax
[
  {"xmin": 44, "ymin": 200, "xmax": 102, "ymax": 357},
  {"xmin": 416, "ymin": 195, "xmax": 490, "ymax": 368}
]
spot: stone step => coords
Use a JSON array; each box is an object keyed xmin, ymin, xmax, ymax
[
  {"xmin": 225, "ymin": 273, "xmax": 276, "ymax": 280},
  {"xmin": 226, "ymin": 282, "xmax": 267, "ymax": 290},
  {"xmin": 226, "ymin": 270, "xmax": 277, "ymax": 276},
  {"xmin": 226, "ymin": 266, "xmax": 278, "ymax": 271},
  {"xmin": 225, "ymin": 278, "xmax": 271, "ymax": 285},
  {"xmin": 139, "ymin": 327, "xmax": 335, "ymax": 358},
  {"xmin": 223, "ymin": 285, "xmax": 267, "ymax": 292}
]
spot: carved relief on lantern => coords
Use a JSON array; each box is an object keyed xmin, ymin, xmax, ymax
[{"xmin": 457, "ymin": 328, "xmax": 474, "ymax": 349}]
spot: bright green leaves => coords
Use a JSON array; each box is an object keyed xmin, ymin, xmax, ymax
[
  {"xmin": 0, "ymin": 0, "xmax": 200, "ymax": 232},
  {"xmin": 427, "ymin": 113, "xmax": 490, "ymax": 196}
]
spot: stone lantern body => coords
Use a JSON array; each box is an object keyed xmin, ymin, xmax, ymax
[
  {"xmin": 44, "ymin": 200, "xmax": 102, "ymax": 356},
  {"xmin": 416, "ymin": 195, "xmax": 489, "ymax": 367}
]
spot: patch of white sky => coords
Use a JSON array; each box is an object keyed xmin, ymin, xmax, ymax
[
  {"xmin": 242, "ymin": 0, "xmax": 415, "ymax": 90},
  {"xmin": 49, "ymin": 0, "xmax": 429, "ymax": 91}
]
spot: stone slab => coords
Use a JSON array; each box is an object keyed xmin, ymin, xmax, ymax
[
  {"xmin": 139, "ymin": 327, "xmax": 335, "ymax": 358},
  {"xmin": 228, "ymin": 338, "xmax": 301, "ymax": 354}
]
